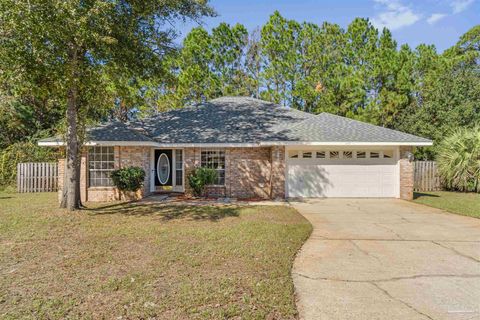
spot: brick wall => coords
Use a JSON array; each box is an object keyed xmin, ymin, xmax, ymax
[
  {"xmin": 59, "ymin": 145, "xmax": 288, "ymax": 202},
  {"xmin": 399, "ymin": 146, "xmax": 414, "ymax": 200},
  {"xmin": 58, "ymin": 146, "xmax": 152, "ymax": 203},
  {"xmin": 227, "ymin": 147, "xmax": 272, "ymax": 199},
  {"xmin": 57, "ymin": 144, "xmax": 415, "ymax": 201},
  {"xmin": 117, "ymin": 146, "xmax": 151, "ymax": 195},
  {"xmin": 183, "ymin": 146, "xmax": 286, "ymax": 199}
]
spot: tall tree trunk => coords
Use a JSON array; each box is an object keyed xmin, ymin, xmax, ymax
[
  {"xmin": 60, "ymin": 47, "xmax": 82, "ymax": 211},
  {"xmin": 60, "ymin": 85, "xmax": 81, "ymax": 210}
]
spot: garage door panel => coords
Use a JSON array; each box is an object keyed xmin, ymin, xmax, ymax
[{"xmin": 287, "ymin": 164, "xmax": 397, "ymax": 198}]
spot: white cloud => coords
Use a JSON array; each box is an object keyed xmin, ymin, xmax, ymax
[
  {"xmin": 427, "ymin": 13, "xmax": 447, "ymax": 24},
  {"xmin": 371, "ymin": 0, "xmax": 422, "ymax": 30},
  {"xmin": 450, "ymin": 0, "xmax": 475, "ymax": 13}
]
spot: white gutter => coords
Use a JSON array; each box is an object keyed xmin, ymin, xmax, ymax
[
  {"xmin": 39, "ymin": 140, "xmax": 433, "ymax": 147},
  {"xmin": 258, "ymin": 141, "xmax": 433, "ymax": 147}
]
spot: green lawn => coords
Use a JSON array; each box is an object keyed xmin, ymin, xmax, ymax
[
  {"xmin": 413, "ymin": 191, "xmax": 480, "ymax": 218},
  {"xmin": 0, "ymin": 192, "xmax": 312, "ymax": 319}
]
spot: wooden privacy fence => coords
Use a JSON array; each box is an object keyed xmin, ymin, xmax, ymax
[
  {"xmin": 17, "ymin": 162, "xmax": 58, "ymax": 193},
  {"xmin": 414, "ymin": 161, "xmax": 441, "ymax": 192}
]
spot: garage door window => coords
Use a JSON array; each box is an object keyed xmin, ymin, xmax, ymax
[
  {"xmin": 289, "ymin": 150, "xmax": 395, "ymax": 160},
  {"xmin": 316, "ymin": 151, "xmax": 326, "ymax": 159},
  {"xmin": 288, "ymin": 151, "xmax": 299, "ymax": 158},
  {"xmin": 343, "ymin": 151, "xmax": 353, "ymax": 159},
  {"xmin": 329, "ymin": 151, "xmax": 340, "ymax": 159},
  {"xmin": 383, "ymin": 150, "xmax": 393, "ymax": 158},
  {"xmin": 356, "ymin": 151, "xmax": 366, "ymax": 159}
]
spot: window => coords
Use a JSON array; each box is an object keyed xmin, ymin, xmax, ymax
[
  {"xmin": 302, "ymin": 152, "xmax": 312, "ymax": 158},
  {"xmin": 356, "ymin": 151, "xmax": 366, "ymax": 159},
  {"xmin": 370, "ymin": 152, "xmax": 380, "ymax": 158},
  {"xmin": 175, "ymin": 149, "xmax": 183, "ymax": 186},
  {"xmin": 316, "ymin": 151, "xmax": 326, "ymax": 159},
  {"xmin": 88, "ymin": 146, "xmax": 114, "ymax": 187},
  {"xmin": 329, "ymin": 151, "xmax": 340, "ymax": 159},
  {"xmin": 201, "ymin": 149, "xmax": 225, "ymax": 185},
  {"xmin": 343, "ymin": 151, "xmax": 353, "ymax": 159},
  {"xmin": 288, "ymin": 151, "xmax": 299, "ymax": 158},
  {"xmin": 383, "ymin": 150, "xmax": 393, "ymax": 158}
]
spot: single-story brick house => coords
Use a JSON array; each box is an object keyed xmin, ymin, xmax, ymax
[{"xmin": 39, "ymin": 96, "xmax": 432, "ymax": 202}]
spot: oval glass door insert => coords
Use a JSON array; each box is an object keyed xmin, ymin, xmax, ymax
[{"xmin": 157, "ymin": 153, "xmax": 170, "ymax": 185}]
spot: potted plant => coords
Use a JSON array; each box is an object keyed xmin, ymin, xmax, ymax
[{"xmin": 110, "ymin": 166, "xmax": 146, "ymax": 201}]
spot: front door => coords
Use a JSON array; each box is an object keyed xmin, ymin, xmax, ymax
[
  {"xmin": 152, "ymin": 149, "xmax": 184, "ymax": 192},
  {"xmin": 154, "ymin": 149, "xmax": 173, "ymax": 189}
]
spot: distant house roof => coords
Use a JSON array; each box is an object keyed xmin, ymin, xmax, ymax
[{"xmin": 38, "ymin": 96, "xmax": 432, "ymax": 146}]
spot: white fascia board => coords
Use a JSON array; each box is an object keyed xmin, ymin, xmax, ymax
[
  {"xmin": 39, "ymin": 140, "xmax": 433, "ymax": 147},
  {"xmin": 38, "ymin": 141, "xmax": 159, "ymax": 147},
  {"xmin": 38, "ymin": 141, "xmax": 264, "ymax": 147},
  {"xmin": 260, "ymin": 141, "xmax": 433, "ymax": 146}
]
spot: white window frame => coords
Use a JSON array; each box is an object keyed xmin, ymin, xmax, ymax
[
  {"xmin": 88, "ymin": 146, "xmax": 115, "ymax": 187},
  {"xmin": 201, "ymin": 149, "xmax": 226, "ymax": 186}
]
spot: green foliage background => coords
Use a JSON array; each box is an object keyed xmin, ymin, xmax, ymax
[{"xmin": 437, "ymin": 127, "xmax": 480, "ymax": 192}]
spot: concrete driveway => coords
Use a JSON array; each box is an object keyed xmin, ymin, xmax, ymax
[{"xmin": 290, "ymin": 199, "xmax": 480, "ymax": 320}]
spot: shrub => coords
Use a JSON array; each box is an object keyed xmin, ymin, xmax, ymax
[
  {"xmin": 188, "ymin": 167, "xmax": 218, "ymax": 197},
  {"xmin": 437, "ymin": 126, "xmax": 480, "ymax": 192},
  {"xmin": 110, "ymin": 166, "xmax": 146, "ymax": 192}
]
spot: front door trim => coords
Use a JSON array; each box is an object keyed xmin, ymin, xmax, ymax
[{"xmin": 150, "ymin": 148, "xmax": 184, "ymax": 193}]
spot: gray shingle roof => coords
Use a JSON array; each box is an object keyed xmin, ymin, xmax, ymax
[{"xmin": 39, "ymin": 97, "xmax": 432, "ymax": 145}]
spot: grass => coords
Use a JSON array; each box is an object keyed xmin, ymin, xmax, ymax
[
  {"xmin": 0, "ymin": 192, "xmax": 312, "ymax": 319},
  {"xmin": 413, "ymin": 191, "xmax": 480, "ymax": 218}
]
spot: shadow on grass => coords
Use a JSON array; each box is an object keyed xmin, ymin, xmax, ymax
[
  {"xmin": 0, "ymin": 196, "xmax": 13, "ymax": 199},
  {"xmin": 413, "ymin": 192, "xmax": 440, "ymax": 200},
  {"xmin": 84, "ymin": 203, "xmax": 240, "ymax": 221}
]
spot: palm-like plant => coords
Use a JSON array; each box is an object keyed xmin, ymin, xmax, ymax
[{"xmin": 437, "ymin": 126, "xmax": 480, "ymax": 192}]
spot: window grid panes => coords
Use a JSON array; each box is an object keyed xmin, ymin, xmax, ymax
[
  {"xmin": 175, "ymin": 149, "xmax": 183, "ymax": 186},
  {"xmin": 201, "ymin": 149, "xmax": 225, "ymax": 185},
  {"xmin": 356, "ymin": 151, "xmax": 366, "ymax": 159},
  {"xmin": 88, "ymin": 146, "xmax": 114, "ymax": 187},
  {"xmin": 302, "ymin": 152, "xmax": 312, "ymax": 158},
  {"xmin": 370, "ymin": 152, "xmax": 380, "ymax": 158}
]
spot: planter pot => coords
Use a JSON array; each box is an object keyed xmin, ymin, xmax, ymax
[
  {"xmin": 115, "ymin": 189, "xmax": 144, "ymax": 201},
  {"xmin": 203, "ymin": 185, "xmax": 226, "ymax": 198}
]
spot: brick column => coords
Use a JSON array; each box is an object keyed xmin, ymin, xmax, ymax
[
  {"xmin": 270, "ymin": 146, "xmax": 286, "ymax": 199},
  {"xmin": 399, "ymin": 146, "xmax": 414, "ymax": 200},
  {"xmin": 183, "ymin": 147, "xmax": 197, "ymax": 196},
  {"xmin": 80, "ymin": 150, "xmax": 87, "ymax": 203},
  {"xmin": 57, "ymin": 150, "xmax": 87, "ymax": 203},
  {"xmin": 58, "ymin": 158, "xmax": 65, "ymax": 203}
]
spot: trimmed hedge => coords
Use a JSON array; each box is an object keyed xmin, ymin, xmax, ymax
[{"xmin": 110, "ymin": 166, "xmax": 146, "ymax": 192}]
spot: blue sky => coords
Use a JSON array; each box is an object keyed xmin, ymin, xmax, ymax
[{"xmin": 176, "ymin": 0, "xmax": 479, "ymax": 52}]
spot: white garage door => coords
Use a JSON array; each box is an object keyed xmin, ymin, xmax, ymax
[{"xmin": 287, "ymin": 150, "xmax": 398, "ymax": 198}]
